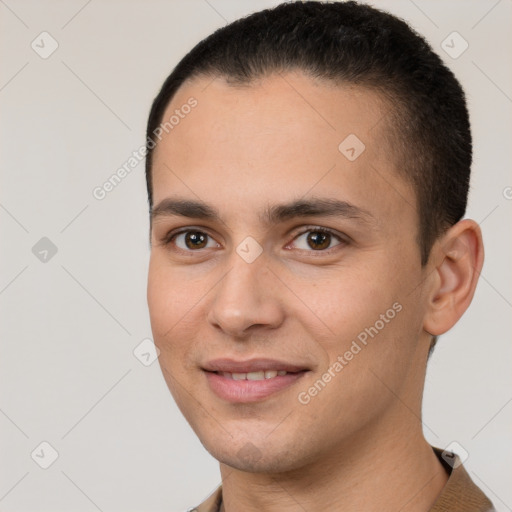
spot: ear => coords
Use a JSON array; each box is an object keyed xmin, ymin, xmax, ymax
[{"xmin": 423, "ymin": 219, "xmax": 484, "ymax": 336}]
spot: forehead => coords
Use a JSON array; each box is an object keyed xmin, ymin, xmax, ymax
[
  {"xmin": 158, "ymin": 72, "xmax": 388, "ymax": 161},
  {"xmin": 151, "ymin": 72, "xmax": 415, "ymax": 229}
]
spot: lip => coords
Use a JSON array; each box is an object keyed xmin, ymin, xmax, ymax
[
  {"xmin": 202, "ymin": 358, "xmax": 310, "ymax": 403},
  {"xmin": 204, "ymin": 371, "xmax": 308, "ymax": 403},
  {"xmin": 202, "ymin": 358, "xmax": 309, "ymax": 373}
]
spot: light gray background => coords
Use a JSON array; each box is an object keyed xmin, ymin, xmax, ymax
[{"xmin": 1, "ymin": 1, "xmax": 510, "ymax": 511}]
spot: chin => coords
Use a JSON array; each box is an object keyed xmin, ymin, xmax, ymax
[
  {"xmin": 216, "ymin": 450, "xmax": 299, "ymax": 474},
  {"xmin": 200, "ymin": 432, "xmax": 310, "ymax": 474}
]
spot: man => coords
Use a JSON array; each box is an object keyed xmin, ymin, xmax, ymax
[{"xmin": 144, "ymin": 1, "xmax": 494, "ymax": 510}]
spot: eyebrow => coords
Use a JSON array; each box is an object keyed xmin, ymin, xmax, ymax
[{"xmin": 151, "ymin": 196, "xmax": 375, "ymax": 227}]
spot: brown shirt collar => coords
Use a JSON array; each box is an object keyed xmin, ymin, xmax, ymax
[
  {"xmin": 429, "ymin": 447, "xmax": 495, "ymax": 512},
  {"xmin": 192, "ymin": 446, "xmax": 495, "ymax": 512}
]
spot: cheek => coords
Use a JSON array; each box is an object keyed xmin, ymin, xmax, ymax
[
  {"xmin": 147, "ymin": 261, "xmax": 201, "ymax": 413},
  {"xmin": 147, "ymin": 257, "xmax": 197, "ymax": 366},
  {"xmin": 148, "ymin": 256, "xmax": 193, "ymax": 334},
  {"xmin": 304, "ymin": 269, "xmax": 397, "ymax": 343},
  {"xmin": 302, "ymin": 256, "xmax": 421, "ymax": 373},
  {"xmin": 296, "ymin": 300, "xmax": 418, "ymax": 437},
  {"xmin": 324, "ymin": 273, "xmax": 423, "ymax": 398}
]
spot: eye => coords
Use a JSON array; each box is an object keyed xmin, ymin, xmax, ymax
[
  {"xmin": 165, "ymin": 229, "xmax": 220, "ymax": 251},
  {"xmin": 288, "ymin": 227, "xmax": 345, "ymax": 252}
]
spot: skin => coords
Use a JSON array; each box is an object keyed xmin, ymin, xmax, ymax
[{"xmin": 147, "ymin": 71, "xmax": 484, "ymax": 511}]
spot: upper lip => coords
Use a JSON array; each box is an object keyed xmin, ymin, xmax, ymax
[{"xmin": 202, "ymin": 358, "xmax": 309, "ymax": 373}]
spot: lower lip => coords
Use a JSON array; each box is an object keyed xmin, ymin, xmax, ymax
[{"xmin": 204, "ymin": 371, "xmax": 307, "ymax": 403}]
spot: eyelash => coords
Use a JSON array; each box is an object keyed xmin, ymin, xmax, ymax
[{"xmin": 161, "ymin": 226, "xmax": 348, "ymax": 254}]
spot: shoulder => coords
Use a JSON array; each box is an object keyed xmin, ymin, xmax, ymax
[{"xmin": 429, "ymin": 446, "xmax": 496, "ymax": 512}]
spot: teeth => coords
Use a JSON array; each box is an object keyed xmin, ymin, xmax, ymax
[
  {"xmin": 219, "ymin": 370, "xmax": 289, "ymax": 380},
  {"xmin": 247, "ymin": 371, "xmax": 265, "ymax": 380}
]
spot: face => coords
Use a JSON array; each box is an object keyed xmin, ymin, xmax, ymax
[{"xmin": 147, "ymin": 72, "xmax": 433, "ymax": 473}]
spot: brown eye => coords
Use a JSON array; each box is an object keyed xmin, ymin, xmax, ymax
[
  {"xmin": 184, "ymin": 231, "xmax": 208, "ymax": 249},
  {"xmin": 307, "ymin": 231, "xmax": 331, "ymax": 250},
  {"xmin": 290, "ymin": 228, "xmax": 344, "ymax": 252},
  {"xmin": 168, "ymin": 230, "xmax": 220, "ymax": 251}
]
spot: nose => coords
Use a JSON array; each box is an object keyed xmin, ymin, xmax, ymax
[{"xmin": 206, "ymin": 252, "xmax": 285, "ymax": 338}]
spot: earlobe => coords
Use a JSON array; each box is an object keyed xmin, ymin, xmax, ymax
[{"xmin": 423, "ymin": 219, "xmax": 484, "ymax": 336}]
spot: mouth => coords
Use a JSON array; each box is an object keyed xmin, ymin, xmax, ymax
[
  {"xmin": 215, "ymin": 369, "xmax": 291, "ymax": 380},
  {"xmin": 202, "ymin": 358, "xmax": 310, "ymax": 403}
]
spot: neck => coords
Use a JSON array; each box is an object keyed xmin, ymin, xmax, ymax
[{"xmin": 219, "ymin": 410, "xmax": 449, "ymax": 512}]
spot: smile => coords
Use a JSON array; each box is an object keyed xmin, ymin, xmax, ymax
[
  {"xmin": 217, "ymin": 370, "xmax": 289, "ymax": 380},
  {"xmin": 202, "ymin": 358, "xmax": 310, "ymax": 402}
]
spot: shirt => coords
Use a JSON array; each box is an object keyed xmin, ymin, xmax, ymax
[{"xmin": 189, "ymin": 446, "xmax": 496, "ymax": 512}]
